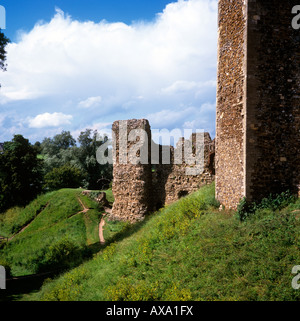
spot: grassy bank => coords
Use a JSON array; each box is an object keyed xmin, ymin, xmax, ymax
[
  {"xmin": 0, "ymin": 189, "xmax": 110, "ymax": 277},
  {"xmin": 22, "ymin": 184, "xmax": 300, "ymax": 301}
]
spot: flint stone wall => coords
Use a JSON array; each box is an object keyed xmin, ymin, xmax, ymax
[
  {"xmin": 111, "ymin": 119, "xmax": 152, "ymax": 222},
  {"xmin": 111, "ymin": 119, "xmax": 215, "ymax": 222},
  {"xmin": 216, "ymin": 0, "xmax": 300, "ymax": 209}
]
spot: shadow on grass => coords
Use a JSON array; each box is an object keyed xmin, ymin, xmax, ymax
[
  {"xmin": 1, "ymin": 212, "xmax": 154, "ymax": 301},
  {"xmin": 1, "ymin": 271, "xmax": 58, "ymax": 302}
]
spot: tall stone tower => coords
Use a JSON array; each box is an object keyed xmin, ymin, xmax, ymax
[
  {"xmin": 111, "ymin": 119, "xmax": 153, "ymax": 222},
  {"xmin": 216, "ymin": 0, "xmax": 300, "ymax": 209}
]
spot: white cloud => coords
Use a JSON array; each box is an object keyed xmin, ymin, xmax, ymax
[
  {"xmin": 28, "ymin": 112, "xmax": 73, "ymax": 128},
  {"xmin": 0, "ymin": 0, "xmax": 218, "ymax": 142},
  {"xmin": 161, "ymin": 81, "xmax": 201, "ymax": 95},
  {"xmin": 78, "ymin": 96, "xmax": 102, "ymax": 109},
  {"xmin": 1, "ymin": 1, "xmax": 217, "ymax": 101},
  {"xmin": 161, "ymin": 80, "xmax": 216, "ymax": 96},
  {"xmin": 146, "ymin": 107, "xmax": 196, "ymax": 128},
  {"xmin": 147, "ymin": 102, "xmax": 216, "ymax": 136}
]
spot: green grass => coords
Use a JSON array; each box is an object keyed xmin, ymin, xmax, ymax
[
  {"xmin": 0, "ymin": 189, "xmax": 113, "ymax": 277},
  {"xmin": 22, "ymin": 184, "xmax": 300, "ymax": 301}
]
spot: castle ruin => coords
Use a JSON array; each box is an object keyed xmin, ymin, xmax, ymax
[
  {"xmin": 216, "ymin": 0, "xmax": 300, "ymax": 209},
  {"xmin": 111, "ymin": 119, "xmax": 215, "ymax": 222},
  {"xmin": 110, "ymin": 0, "xmax": 300, "ymax": 221}
]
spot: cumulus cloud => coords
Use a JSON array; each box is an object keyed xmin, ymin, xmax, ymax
[
  {"xmin": 0, "ymin": 0, "xmax": 218, "ymax": 141},
  {"xmin": 28, "ymin": 112, "xmax": 73, "ymax": 128}
]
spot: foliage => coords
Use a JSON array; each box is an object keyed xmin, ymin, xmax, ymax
[
  {"xmin": 237, "ymin": 190, "xmax": 296, "ymax": 221},
  {"xmin": 37, "ymin": 238, "xmax": 83, "ymax": 273},
  {"xmin": 41, "ymin": 267, "xmax": 88, "ymax": 301},
  {"xmin": 0, "ymin": 128, "xmax": 113, "ymax": 207},
  {"xmin": 41, "ymin": 131, "xmax": 76, "ymax": 156},
  {"xmin": 76, "ymin": 129, "xmax": 112, "ymax": 189},
  {"xmin": 40, "ymin": 129, "xmax": 113, "ymax": 190},
  {"xmin": 0, "ymin": 135, "xmax": 43, "ymax": 212},
  {"xmin": 44, "ymin": 164, "xmax": 83, "ymax": 190},
  {"xmin": 40, "ymin": 131, "xmax": 79, "ymax": 174},
  {"xmin": 0, "ymin": 29, "xmax": 9, "ymax": 73}
]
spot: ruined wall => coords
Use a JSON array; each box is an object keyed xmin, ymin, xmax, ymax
[
  {"xmin": 216, "ymin": 0, "xmax": 300, "ymax": 209},
  {"xmin": 111, "ymin": 119, "xmax": 152, "ymax": 222},
  {"xmin": 112, "ymin": 120, "xmax": 215, "ymax": 222},
  {"xmin": 153, "ymin": 133, "xmax": 215, "ymax": 208}
]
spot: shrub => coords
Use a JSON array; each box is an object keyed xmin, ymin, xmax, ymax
[
  {"xmin": 37, "ymin": 238, "xmax": 82, "ymax": 272},
  {"xmin": 44, "ymin": 164, "xmax": 83, "ymax": 190},
  {"xmin": 105, "ymin": 278, "xmax": 161, "ymax": 301},
  {"xmin": 236, "ymin": 197, "xmax": 254, "ymax": 221},
  {"xmin": 237, "ymin": 191, "xmax": 296, "ymax": 221},
  {"xmin": 41, "ymin": 267, "xmax": 87, "ymax": 301},
  {"xmin": 162, "ymin": 283, "xmax": 192, "ymax": 301}
]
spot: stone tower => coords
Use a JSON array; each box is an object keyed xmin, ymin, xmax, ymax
[
  {"xmin": 216, "ymin": 0, "xmax": 300, "ymax": 209},
  {"xmin": 111, "ymin": 119, "xmax": 152, "ymax": 222}
]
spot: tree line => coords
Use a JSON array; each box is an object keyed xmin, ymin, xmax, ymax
[{"xmin": 0, "ymin": 130, "xmax": 113, "ymax": 213}]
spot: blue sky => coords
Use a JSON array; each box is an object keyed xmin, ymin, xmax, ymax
[
  {"xmin": 2, "ymin": 0, "xmax": 175, "ymax": 42},
  {"xmin": 0, "ymin": 0, "xmax": 218, "ymax": 143}
]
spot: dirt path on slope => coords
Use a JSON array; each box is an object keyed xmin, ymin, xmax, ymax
[
  {"xmin": 78, "ymin": 195, "xmax": 112, "ymax": 245},
  {"xmin": 77, "ymin": 197, "xmax": 90, "ymax": 214},
  {"xmin": 7, "ymin": 203, "xmax": 50, "ymax": 241},
  {"xmin": 99, "ymin": 216, "xmax": 106, "ymax": 244},
  {"xmin": 98, "ymin": 207, "xmax": 112, "ymax": 245},
  {"xmin": 3, "ymin": 195, "xmax": 110, "ymax": 245}
]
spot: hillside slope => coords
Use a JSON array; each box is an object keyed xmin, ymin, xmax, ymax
[
  {"xmin": 24, "ymin": 184, "xmax": 300, "ymax": 301},
  {"xmin": 0, "ymin": 189, "xmax": 109, "ymax": 277}
]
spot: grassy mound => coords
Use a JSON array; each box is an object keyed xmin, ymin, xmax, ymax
[
  {"xmin": 23, "ymin": 184, "xmax": 300, "ymax": 301},
  {"xmin": 0, "ymin": 189, "xmax": 109, "ymax": 277}
]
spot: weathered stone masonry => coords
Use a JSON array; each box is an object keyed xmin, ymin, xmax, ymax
[
  {"xmin": 216, "ymin": 0, "xmax": 300, "ymax": 209},
  {"xmin": 111, "ymin": 119, "xmax": 215, "ymax": 222},
  {"xmin": 111, "ymin": 119, "xmax": 153, "ymax": 222}
]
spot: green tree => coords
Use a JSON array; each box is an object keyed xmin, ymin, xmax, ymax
[
  {"xmin": 41, "ymin": 131, "xmax": 78, "ymax": 174},
  {"xmin": 40, "ymin": 129, "xmax": 113, "ymax": 190},
  {"xmin": 0, "ymin": 30, "xmax": 9, "ymax": 74},
  {"xmin": 52, "ymin": 130, "xmax": 76, "ymax": 150},
  {"xmin": 33, "ymin": 141, "xmax": 42, "ymax": 154},
  {"xmin": 0, "ymin": 135, "xmax": 43, "ymax": 212},
  {"xmin": 44, "ymin": 164, "xmax": 83, "ymax": 190},
  {"xmin": 41, "ymin": 131, "xmax": 76, "ymax": 157},
  {"xmin": 77, "ymin": 129, "xmax": 112, "ymax": 189}
]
